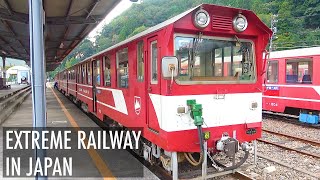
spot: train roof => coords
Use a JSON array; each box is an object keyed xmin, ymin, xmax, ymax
[
  {"xmin": 80, "ymin": 4, "xmax": 201, "ymax": 64},
  {"xmin": 269, "ymin": 46, "xmax": 320, "ymax": 59},
  {"xmin": 70, "ymin": 4, "xmax": 271, "ymax": 68}
]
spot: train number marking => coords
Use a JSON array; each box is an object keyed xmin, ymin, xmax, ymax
[{"xmin": 270, "ymin": 102, "xmax": 278, "ymax": 106}]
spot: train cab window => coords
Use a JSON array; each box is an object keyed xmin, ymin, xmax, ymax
[
  {"xmin": 117, "ymin": 48, "xmax": 129, "ymax": 88},
  {"xmin": 286, "ymin": 59, "xmax": 312, "ymax": 84},
  {"xmin": 94, "ymin": 60, "xmax": 101, "ymax": 86},
  {"xmin": 137, "ymin": 41, "xmax": 144, "ymax": 81},
  {"xmin": 87, "ymin": 62, "xmax": 92, "ymax": 85},
  {"xmin": 175, "ymin": 36, "xmax": 255, "ymax": 83},
  {"xmin": 151, "ymin": 41, "xmax": 158, "ymax": 84},
  {"xmin": 267, "ymin": 61, "xmax": 278, "ymax": 83},
  {"xmin": 103, "ymin": 56, "xmax": 111, "ymax": 87}
]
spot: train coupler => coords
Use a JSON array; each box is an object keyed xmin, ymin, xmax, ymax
[{"xmin": 216, "ymin": 133, "xmax": 239, "ymax": 157}]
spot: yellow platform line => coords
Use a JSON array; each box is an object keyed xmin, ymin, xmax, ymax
[{"xmin": 50, "ymin": 87, "xmax": 116, "ymax": 180}]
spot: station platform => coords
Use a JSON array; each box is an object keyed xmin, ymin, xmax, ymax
[
  {"xmin": 0, "ymin": 85, "xmax": 159, "ymax": 179},
  {"xmin": 0, "ymin": 84, "xmax": 29, "ymax": 100}
]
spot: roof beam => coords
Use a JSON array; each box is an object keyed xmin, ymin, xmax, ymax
[
  {"xmin": 0, "ymin": 10, "xmax": 28, "ymax": 24},
  {"xmin": 86, "ymin": 0, "xmax": 100, "ymax": 19},
  {"xmin": 47, "ymin": 15, "xmax": 103, "ymax": 25},
  {"xmin": 0, "ymin": 9, "xmax": 104, "ymax": 25},
  {"xmin": 1, "ymin": 54, "xmax": 26, "ymax": 60},
  {"xmin": 66, "ymin": 0, "xmax": 74, "ymax": 18},
  {"xmin": 0, "ymin": 31, "xmax": 29, "ymax": 40},
  {"xmin": 3, "ymin": 0, "xmax": 13, "ymax": 15},
  {"xmin": 54, "ymin": 0, "xmax": 74, "ymax": 60},
  {"xmin": 0, "ymin": 35, "xmax": 21, "ymax": 57},
  {"xmin": 2, "ymin": 20, "xmax": 29, "ymax": 54},
  {"xmin": 0, "ymin": 31, "xmax": 80, "ymax": 42}
]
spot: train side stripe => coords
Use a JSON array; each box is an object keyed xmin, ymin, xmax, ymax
[
  {"xmin": 77, "ymin": 84, "xmax": 93, "ymax": 88},
  {"xmin": 263, "ymin": 95, "xmax": 320, "ymax": 103},
  {"xmin": 78, "ymin": 92, "xmax": 93, "ymax": 100},
  {"xmin": 96, "ymin": 87, "xmax": 128, "ymax": 115}
]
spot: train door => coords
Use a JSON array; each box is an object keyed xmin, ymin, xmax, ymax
[
  {"xmin": 92, "ymin": 59, "xmax": 100, "ymax": 114},
  {"xmin": 146, "ymin": 36, "xmax": 161, "ymax": 132}
]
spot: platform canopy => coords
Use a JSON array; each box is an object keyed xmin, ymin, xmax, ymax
[{"xmin": 0, "ymin": 0, "xmax": 120, "ymax": 71}]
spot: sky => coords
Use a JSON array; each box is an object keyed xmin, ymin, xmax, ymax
[
  {"xmin": 0, "ymin": 58, "xmax": 27, "ymax": 67},
  {"xmin": 88, "ymin": 0, "xmax": 135, "ymax": 41}
]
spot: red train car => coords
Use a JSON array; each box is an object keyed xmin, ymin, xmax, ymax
[
  {"xmin": 263, "ymin": 47, "xmax": 320, "ymax": 124},
  {"xmin": 56, "ymin": 4, "xmax": 271, "ymax": 178}
]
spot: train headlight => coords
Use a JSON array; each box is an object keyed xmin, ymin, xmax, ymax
[
  {"xmin": 233, "ymin": 14, "xmax": 248, "ymax": 32},
  {"xmin": 193, "ymin": 9, "xmax": 210, "ymax": 29}
]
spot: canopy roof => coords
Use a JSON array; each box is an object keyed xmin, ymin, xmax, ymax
[{"xmin": 0, "ymin": 0, "xmax": 120, "ymax": 71}]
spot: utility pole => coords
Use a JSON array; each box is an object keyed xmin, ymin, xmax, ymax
[{"xmin": 269, "ymin": 14, "xmax": 278, "ymax": 51}]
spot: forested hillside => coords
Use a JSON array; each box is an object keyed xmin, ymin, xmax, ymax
[{"xmin": 51, "ymin": 0, "xmax": 320, "ymax": 76}]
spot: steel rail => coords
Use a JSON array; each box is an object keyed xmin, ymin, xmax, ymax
[
  {"xmin": 263, "ymin": 111, "xmax": 320, "ymax": 129},
  {"xmin": 257, "ymin": 139, "xmax": 320, "ymax": 159},
  {"xmin": 262, "ymin": 129, "xmax": 320, "ymax": 147}
]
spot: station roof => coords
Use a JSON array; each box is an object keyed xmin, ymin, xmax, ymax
[{"xmin": 0, "ymin": 0, "xmax": 120, "ymax": 71}]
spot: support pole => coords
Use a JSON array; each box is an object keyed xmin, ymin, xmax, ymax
[
  {"xmin": 171, "ymin": 152, "xmax": 178, "ymax": 180},
  {"xmin": 29, "ymin": 0, "xmax": 47, "ymax": 179},
  {"xmin": 254, "ymin": 140, "xmax": 257, "ymax": 165},
  {"xmin": 202, "ymin": 141, "xmax": 207, "ymax": 179},
  {"xmin": 2, "ymin": 56, "xmax": 5, "ymax": 79}
]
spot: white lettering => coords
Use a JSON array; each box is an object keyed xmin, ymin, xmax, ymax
[
  {"xmin": 78, "ymin": 131, "xmax": 86, "ymax": 149},
  {"xmin": 6, "ymin": 131, "xmax": 13, "ymax": 149},
  {"xmin": 110, "ymin": 131, "xmax": 123, "ymax": 149},
  {"xmin": 132, "ymin": 131, "xmax": 141, "ymax": 149}
]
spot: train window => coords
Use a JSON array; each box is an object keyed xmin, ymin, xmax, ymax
[
  {"xmin": 72, "ymin": 69, "xmax": 75, "ymax": 80},
  {"xmin": 137, "ymin": 41, "xmax": 144, "ymax": 81},
  {"xmin": 103, "ymin": 56, "xmax": 111, "ymax": 87},
  {"xmin": 175, "ymin": 36, "xmax": 255, "ymax": 83},
  {"xmin": 117, "ymin": 48, "xmax": 129, "ymax": 88},
  {"xmin": 81, "ymin": 64, "xmax": 86, "ymax": 84},
  {"xmin": 286, "ymin": 59, "xmax": 312, "ymax": 84},
  {"xmin": 87, "ymin": 62, "xmax": 92, "ymax": 85},
  {"xmin": 151, "ymin": 41, "xmax": 158, "ymax": 84},
  {"xmin": 267, "ymin": 61, "xmax": 278, "ymax": 83},
  {"xmin": 94, "ymin": 60, "xmax": 101, "ymax": 86},
  {"xmin": 77, "ymin": 66, "xmax": 81, "ymax": 83}
]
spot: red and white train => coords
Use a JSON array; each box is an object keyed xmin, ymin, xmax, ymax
[
  {"xmin": 56, "ymin": 4, "xmax": 271, "ymax": 178},
  {"xmin": 263, "ymin": 47, "xmax": 320, "ymax": 124}
]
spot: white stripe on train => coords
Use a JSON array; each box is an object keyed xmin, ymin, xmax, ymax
[{"xmin": 263, "ymin": 95, "xmax": 320, "ymax": 103}]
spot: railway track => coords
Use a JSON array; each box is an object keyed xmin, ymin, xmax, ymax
[
  {"xmin": 256, "ymin": 129, "xmax": 320, "ymax": 179},
  {"xmin": 0, "ymin": 85, "xmax": 31, "ymax": 124},
  {"xmin": 262, "ymin": 111, "xmax": 320, "ymax": 129},
  {"xmin": 262, "ymin": 129, "xmax": 320, "ymax": 147},
  {"xmin": 258, "ymin": 129, "xmax": 320, "ymax": 159}
]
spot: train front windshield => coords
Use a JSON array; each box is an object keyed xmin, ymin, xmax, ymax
[{"xmin": 175, "ymin": 36, "xmax": 255, "ymax": 83}]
